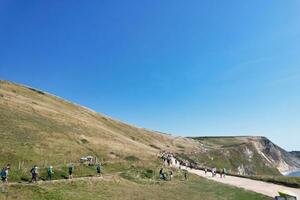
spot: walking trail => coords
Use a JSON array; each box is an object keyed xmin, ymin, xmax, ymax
[
  {"xmin": 181, "ymin": 166, "xmax": 300, "ymax": 199},
  {"xmin": 3, "ymin": 174, "xmax": 118, "ymax": 187}
]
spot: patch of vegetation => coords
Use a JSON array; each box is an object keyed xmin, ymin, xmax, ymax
[
  {"xmin": 124, "ymin": 155, "xmax": 140, "ymax": 162},
  {"xmin": 80, "ymin": 139, "xmax": 89, "ymax": 144},
  {"xmin": 130, "ymin": 136, "xmax": 136, "ymax": 141},
  {"xmin": 176, "ymin": 145, "xmax": 185, "ymax": 149},
  {"xmin": 29, "ymin": 87, "xmax": 45, "ymax": 95},
  {"xmin": 149, "ymin": 144, "xmax": 161, "ymax": 150}
]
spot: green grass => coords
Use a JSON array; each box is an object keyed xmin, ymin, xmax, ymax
[{"xmin": 0, "ymin": 173, "xmax": 272, "ymax": 200}]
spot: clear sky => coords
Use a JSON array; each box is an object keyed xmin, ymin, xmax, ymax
[{"xmin": 0, "ymin": 1, "xmax": 300, "ymax": 151}]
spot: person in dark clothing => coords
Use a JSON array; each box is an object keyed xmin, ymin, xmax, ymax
[
  {"xmin": 159, "ymin": 168, "xmax": 166, "ymax": 180},
  {"xmin": 167, "ymin": 159, "xmax": 170, "ymax": 166},
  {"xmin": 30, "ymin": 165, "xmax": 39, "ymax": 183},
  {"xmin": 68, "ymin": 164, "xmax": 74, "ymax": 179},
  {"xmin": 47, "ymin": 166, "xmax": 54, "ymax": 181},
  {"xmin": 183, "ymin": 170, "xmax": 188, "ymax": 180},
  {"xmin": 96, "ymin": 163, "xmax": 101, "ymax": 176},
  {"xmin": 169, "ymin": 171, "xmax": 173, "ymax": 181},
  {"xmin": 1, "ymin": 164, "xmax": 10, "ymax": 183},
  {"xmin": 222, "ymin": 168, "xmax": 227, "ymax": 178}
]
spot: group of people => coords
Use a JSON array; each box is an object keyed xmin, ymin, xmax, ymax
[
  {"xmin": 159, "ymin": 152, "xmax": 189, "ymax": 181},
  {"xmin": 205, "ymin": 167, "xmax": 227, "ymax": 178},
  {"xmin": 159, "ymin": 168, "xmax": 187, "ymax": 181},
  {"xmin": 1, "ymin": 163, "xmax": 102, "ymax": 184},
  {"xmin": 160, "ymin": 151, "xmax": 229, "ymax": 181},
  {"xmin": 160, "ymin": 152, "xmax": 174, "ymax": 167}
]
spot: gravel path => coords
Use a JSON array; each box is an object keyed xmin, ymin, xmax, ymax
[{"xmin": 183, "ymin": 166, "xmax": 300, "ymax": 199}]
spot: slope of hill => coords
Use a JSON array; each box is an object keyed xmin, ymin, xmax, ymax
[
  {"xmin": 1, "ymin": 80, "xmax": 299, "ymax": 178},
  {"xmin": 0, "ymin": 80, "xmax": 274, "ymax": 200},
  {"xmin": 185, "ymin": 136, "xmax": 300, "ymax": 176},
  {"xmin": 0, "ymin": 80, "xmax": 203, "ymax": 170}
]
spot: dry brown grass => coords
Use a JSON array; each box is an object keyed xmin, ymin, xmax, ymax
[{"xmin": 0, "ymin": 80, "xmax": 201, "ymax": 168}]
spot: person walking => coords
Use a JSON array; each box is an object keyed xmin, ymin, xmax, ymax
[
  {"xmin": 223, "ymin": 168, "xmax": 227, "ymax": 178},
  {"xmin": 47, "ymin": 166, "xmax": 54, "ymax": 181},
  {"xmin": 68, "ymin": 164, "xmax": 74, "ymax": 179},
  {"xmin": 159, "ymin": 168, "xmax": 166, "ymax": 180},
  {"xmin": 183, "ymin": 170, "xmax": 188, "ymax": 180},
  {"xmin": 170, "ymin": 170, "xmax": 173, "ymax": 181},
  {"xmin": 96, "ymin": 163, "xmax": 101, "ymax": 176},
  {"xmin": 1, "ymin": 164, "xmax": 10, "ymax": 183},
  {"xmin": 212, "ymin": 167, "xmax": 216, "ymax": 177},
  {"xmin": 30, "ymin": 165, "xmax": 39, "ymax": 183}
]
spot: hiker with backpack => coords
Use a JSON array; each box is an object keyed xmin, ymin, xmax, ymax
[
  {"xmin": 183, "ymin": 170, "xmax": 188, "ymax": 180},
  {"xmin": 1, "ymin": 164, "xmax": 10, "ymax": 183},
  {"xmin": 96, "ymin": 163, "xmax": 101, "ymax": 176},
  {"xmin": 30, "ymin": 165, "xmax": 39, "ymax": 183},
  {"xmin": 68, "ymin": 164, "xmax": 74, "ymax": 179},
  {"xmin": 47, "ymin": 166, "xmax": 54, "ymax": 181},
  {"xmin": 222, "ymin": 168, "xmax": 227, "ymax": 178},
  {"xmin": 169, "ymin": 170, "xmax": 173, "ymax": 181},
  {"xmin": 159, "ymin": 168, "xmax": 166, "ymax": 180}
]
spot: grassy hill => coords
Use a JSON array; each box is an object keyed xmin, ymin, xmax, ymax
[
  {"xmin": 0, "ymin": 80, "xmax": 291, "ymax": 199},
  {"xmin": 0, "ymin": 80, "xmax": 200, "ymax": 172}
]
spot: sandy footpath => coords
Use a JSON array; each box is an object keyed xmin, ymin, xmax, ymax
[{"xmin": 183, "ymin": 166, "xmax": 300, "ymax": 198}]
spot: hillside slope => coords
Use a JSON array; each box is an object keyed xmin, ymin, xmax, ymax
[
  {"xmin": 186, "ymin": 137, "xmax": 300, "ymax": 175},
  {"xmin": 0, "ymin": 80, "xmax": 299, "ymax": 177},
  {"xmin": 0, "ymin": 80, "xmax": 200, "ymax": 169}
]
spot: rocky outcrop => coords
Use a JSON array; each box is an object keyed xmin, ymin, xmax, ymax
[
  {"xmin": 189, "ymin": 136, "xmax": 300, "ymax": 176},
  {"xmin": 251, "ymin": 137, "xmax": 300, "ymax": 174}
]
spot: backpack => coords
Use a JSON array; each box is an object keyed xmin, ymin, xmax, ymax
[
  {"xmin": 68, "ymin": 166, "xmax": 74, "ymax": 172},
  {"xmin": 30, "ymin": 167, "xmax": 35, "ymax": 174},
  {"xmin": 1, "ymin": 168, "xmax": 7, "ymax": 178}
]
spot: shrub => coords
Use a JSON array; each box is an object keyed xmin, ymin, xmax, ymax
[{"xmin": 124, "ymin": 155, "xmax": 140, "ymax": 162}]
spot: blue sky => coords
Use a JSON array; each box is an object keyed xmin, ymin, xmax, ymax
[{"xmin": 0, "ymin": 0, "xmax": 300, "ymax": 150}]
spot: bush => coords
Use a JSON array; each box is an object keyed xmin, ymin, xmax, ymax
[
  {"xmin": 149, "ymin": 144, "xmax": 161, "ymax": 150},
  {"xmin": 124, "ymin": 156, "xmax": 140, "ymax": 162}
]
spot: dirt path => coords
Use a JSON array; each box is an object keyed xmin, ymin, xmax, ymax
[
  {"xmin": 181, "ymin": 166, "xmax": 300, "ymax": 198},
  {"xmin": 3, "ymin": 175, "xmax": 119, "ymax": 187}
]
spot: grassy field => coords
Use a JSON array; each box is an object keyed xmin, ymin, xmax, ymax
[{"xmin": 1, "ymin": 171, "xmax": 272, "ymax": 200}]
